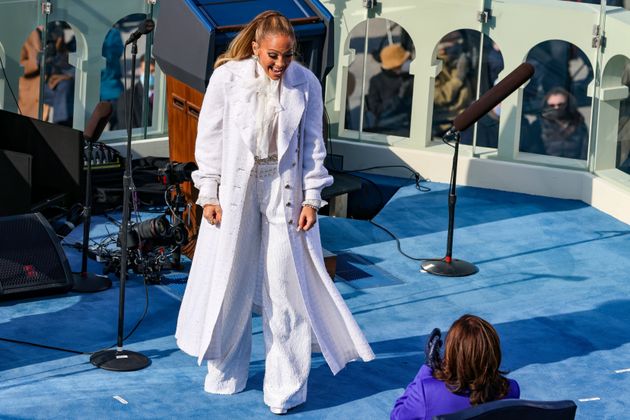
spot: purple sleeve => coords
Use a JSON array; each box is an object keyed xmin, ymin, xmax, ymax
[
  {"xmin": 390, "ymin": 365, "xmax": 432, "ymax": 420},
  {"xmin": 506, "ymin": 379, "xmax": 520, "ymax": 399}
]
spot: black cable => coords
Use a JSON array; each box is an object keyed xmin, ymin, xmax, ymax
[
  {"xmin": 343, "ymin": 165, "xmax": 431, "ymax": 192},
  {"xmin": 323, "ymin": 109, "xmax": 431, "ymax": 192},
  {"xmin": 13, "ymin": 217, "xmax": 153, "ymax": 357},
  {"xmin": 0, "ymin": 53, "xmax": 23, "ymax": 115},
  {"xmin": 123, "ymin": 267, "xmax": 150, "ymax": 342},
  {"xmin": 55, "ymin": 203, "xmax": 84, "ymax": 237},
  {"xmin": 322, "ymin": 114, "xmax": 440, "ymax": 261},
  {"xmin": 367, "ymin": 219, "xmax": 442, "ymax": 262},
  {"xmin": 0, "ymin": 271, "xmax": 151, "ymax": 356},
  {"xmin": 332, "ymin": 170, "xmax": 440, "ymax": 262},
  {"xmin": 0, "ymin": 337, "xmax": 86, "ymax": 355},
  {"xmin": 442, "ymin": 136, "xmax": 455, "ymax": 148}
]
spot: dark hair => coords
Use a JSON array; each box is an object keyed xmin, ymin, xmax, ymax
[
  {"xmin": 542, "ymin": 86, "xmax": 584, "ymax": 124},
  {"xmin": 433, "ymin": 314, "xmax": 510, "ymax": 405},
  {"xmin": 138, "ymin": 54, "xmax": 155, "ymax": 66}
]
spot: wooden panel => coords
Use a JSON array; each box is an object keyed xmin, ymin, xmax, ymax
[
  {"xmin": 166, "ymin": 76, "xmax": 205, "ymax": 258},
  {"xmin": 167, "ymin": 77, "xmax": 194, "ymax": 163}
]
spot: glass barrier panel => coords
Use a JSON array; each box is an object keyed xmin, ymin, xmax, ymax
[
  {"xmin": 343, "ymin": 19, "xmax": 366, "ymax": 134},
  {"xmin": 471, "ymin": 35, "xmax": 504, "ymax": 152},
  {"xmin": 616, "ymin": 61, "xmax": 630, "ymax": 173},
  {"xmin": 100, "ymin": 13, "xmax": 148, "ymax": 133},
  {"xmin": 362, "ymin": 18, "xmax": 414, "ymax": 138},
  {"xmin": 519, "ymin": 40, "xmax": 593, "ymax": 161},
  {"xmin": 39, "ymin": 20, "xmax": 76, "ymax": 127},
  {"xmin": 0, "ymin": 0, "xmax": 41, "ymax": 116},
  {"xmin": 0, "ymin": 1, "xmax": 163, "ymax": 141},
  {"xmin": 431, "ymin": 29, "xmax": 479, "ymax": 143}
]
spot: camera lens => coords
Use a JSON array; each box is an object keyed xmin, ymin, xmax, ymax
[
  {"xmin": 135, "ymin": 215, "xmax": 170, "ymax": 240},
  {"xmin": 170, "ymin": 224, "xmax": 188, "ymax": 245},
  {"xmin": 172, "ymin": 162, "xmax": 197, "ymax": 183}
]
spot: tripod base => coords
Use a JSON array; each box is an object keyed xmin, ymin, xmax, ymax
[
  {"xmin": 90, "ymin": 349, "xmax": 151, "ymax": 371},
  {"xmin": 72, "ymin": 272, "xmax": 112, "ymax": 293},
  {"xmin": 421, "ymin": 258, "xmax": 479, "ymax": 277}
]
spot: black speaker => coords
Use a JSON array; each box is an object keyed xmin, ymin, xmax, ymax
[
  {"xmin": 0, "ymin": 149, "xmax": 32, "ymax": 216},
  {"xmin": 0, "ymin": 213, "xmax": 74, "ymax": 298}
]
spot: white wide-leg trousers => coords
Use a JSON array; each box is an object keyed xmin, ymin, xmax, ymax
[{"xmin": 204, "ymin": 162, "xmax": 311, "ymax": 410}]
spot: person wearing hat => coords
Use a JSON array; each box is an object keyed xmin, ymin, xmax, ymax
[
  {"xmin": 432, "ymin": 31, "xmax": 473, "ymax": 138},
  {"xmin": 365, "ymin": 43, "xmax": 414, "ymax": 137}
]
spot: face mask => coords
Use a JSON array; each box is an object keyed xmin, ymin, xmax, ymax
[
  {"xmin": 444, "ymin": 44, "xmax": 463, "ymax": 61},
  {"xmin": 140, "ymin": 73, "xmax": 155, "ymax": 90},
  {"xmin": 542, "ymin": 106, "xmax": 568, "ymax": 121}
]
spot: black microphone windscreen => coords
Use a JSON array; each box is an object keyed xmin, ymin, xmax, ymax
[
  {"xmin": 452, "ymin": 62, "xmax": 535, "ymax": 132},
  {"xmin": 141, "ymin": 19, "xmax": 155, "ymax": 34},
  {"xmin": 84, "ymin": 102, "xmax": 113, "ymax": 142},
  {"xmin": 125, "ymin": 19, "xmax": 156, "ymax": 45}
]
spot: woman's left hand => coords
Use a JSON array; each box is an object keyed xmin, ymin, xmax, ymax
[{"xmin": 298, "ymin": 206, "xmax": 317, "ymax": 231}]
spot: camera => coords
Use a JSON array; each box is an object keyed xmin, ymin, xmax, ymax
[
  {"xmin": 99, "ymin": 160, "xmax": 196, "ymax": 284},
  {"xmin": 120, "ymin": 214, "xmax": 188, "ymax": 250},
  {"xmin": 158, "ymin": 161, "xmax": 197, "ymax": 185}
]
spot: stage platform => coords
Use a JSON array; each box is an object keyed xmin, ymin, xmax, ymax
[{"xmin": 1, "ymin": 178, "xmax": 629, "ymax": 419}]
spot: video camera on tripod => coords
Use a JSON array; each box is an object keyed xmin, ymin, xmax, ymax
[
  {"xmin": 120, "ymin": 214, "xmax": 188, "ymax": 250},
  {"xmin": 157, "ymin": 161, "xmax": 197, "ymax": 186},
  {"xmin": 101, "ymin": 160, "xmax": 198, "ymax": 283}
]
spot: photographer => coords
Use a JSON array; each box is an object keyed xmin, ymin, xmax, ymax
[
  {"xmin": 391, "ymin": 315, "xmax": 520, "ymax": 420},
  {"xmin": 365, "ymin": 43, "xmax": 414, "ymax": 137},
  {"xmin": 432, "ymin": 31, "xmax": 473, "ymax": 138}
]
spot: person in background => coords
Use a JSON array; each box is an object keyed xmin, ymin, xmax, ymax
[
  {"xmin": 521, "ymin": 87, "xmax": 588, "ymax": 159},
  {"xmin": 100, "ymin": 26, "xmax": 124, "ymax": 129},
  {"xmin": 175, "ymin": 10, "xmax": 374, "ymax": 415},
  {"xmin": 18, "ymin": 22, "xmax": 75, "ymax": 126},
  {"xmin": 391, "ymin": 314, "xmax": 520, "ymax": 420},
  {"xmin": 365, "ymin": 43, "xmax": 414, "ymax": 137},
  {"xmin": 114, "ymin": 54, "xmax": 155, "ymax": 130},
  {"xmin": 18, "ymin": 27, "xmax": 48, "ymax": 119},
  {"xmin": 432, "ymin": 31, "xmax": 473, "ymax": 138},
  {"xmin": 42, "ymin": 21, "xmax": 76, "ymax": 127}
]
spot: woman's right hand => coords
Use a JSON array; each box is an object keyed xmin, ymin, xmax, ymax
[{"xmin": 203, "ymin": 204, "xmax": 222, "ymax": 226}]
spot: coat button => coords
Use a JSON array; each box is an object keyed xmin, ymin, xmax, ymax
[
  {"xmin": 288, "ymin": 219, "xmax": 293, "ymax": 224},
  {"xmin": 286, "ymin": 202, "xmax": 291, "ymax": 207},
  {"xmin": 292, "ymin": 162, "xmax": 296, "ymax": 167},
  {"xmin": 284, "ymin": 184, "xmax": 291, "ymax": 189}
]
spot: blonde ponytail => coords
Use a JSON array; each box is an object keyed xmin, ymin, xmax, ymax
[{"xmin": 214, "ymin": 10, "xmax": 296, "ymax": 68}]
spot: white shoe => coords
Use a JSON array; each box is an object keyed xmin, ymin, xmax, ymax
[{"xmin": 270, "ymin": 407, "xmax": 287, "ymax": 415}]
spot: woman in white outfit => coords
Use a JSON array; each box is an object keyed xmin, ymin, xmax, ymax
[{"xmin": 175, "ymin": 10, "xmax": 375, "ymax": 414}]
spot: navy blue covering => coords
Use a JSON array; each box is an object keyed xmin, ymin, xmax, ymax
[{"xmin": 154, "ymin": 0, "xmax": 333, "ymax": 92}]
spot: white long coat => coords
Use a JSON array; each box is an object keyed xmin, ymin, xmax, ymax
[{"xmin": 175, "ymin": 59, "xmax": 375, "ymax": 375}]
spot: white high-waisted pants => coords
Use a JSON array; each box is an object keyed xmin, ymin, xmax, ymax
[{"xmin": 204, "ymin": 162, "xmax": 311, "ymax": 410}]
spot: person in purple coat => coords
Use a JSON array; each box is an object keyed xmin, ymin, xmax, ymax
[{"xmin": 391, "ymin": 314, "xmax": 520, "ymax": 420}]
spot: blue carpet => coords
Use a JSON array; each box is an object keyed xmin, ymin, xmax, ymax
[{"xmin": 1, "ymin": 181, "xmax": 629, "ymax": 419}]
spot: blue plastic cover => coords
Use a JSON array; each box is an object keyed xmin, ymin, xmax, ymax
[
  {"xmin": 192, "ymin": 0, "xmax": 318, "ymax": 27},
  {"xmin": 154, "ymin": 0, "xmax": 333, "ymax": 91}
]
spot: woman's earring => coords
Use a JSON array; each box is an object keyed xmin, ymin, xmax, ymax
[{"xmin": 252, "ymin": 54, "xmax": 259, "ymax": 62}]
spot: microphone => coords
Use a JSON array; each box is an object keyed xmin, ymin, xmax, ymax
[
  {"xmin": 125, "ymin": 19, "xmax": 155, "ymax": 45},
  {"xmin": 451, "ymin": 62, "xmax": 535, "ymax": 133},
  {"xmin": 84, "ymin": 101, "xmax": 113, "ymax": 142}
]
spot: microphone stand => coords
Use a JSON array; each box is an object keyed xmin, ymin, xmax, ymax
[
  {"xmin": 421, "ymin": 129, "xmax": 478, "ymax": 277},
  {"xmin": 90, "ymin": 39, "xmax": 150, "ymax": 371},
  {"xmin": 72, "ymin": 134, "xmax": 112, "ymax": 292}
]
